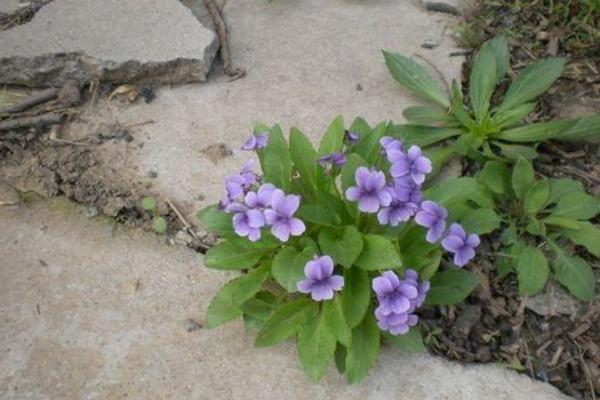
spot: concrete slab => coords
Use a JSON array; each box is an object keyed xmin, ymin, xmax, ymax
[
  {"xmin": 62, "ymin": 0, "xmax": 463, "ymax": 220},
  {"xmin": 0, "ymin": 202, "xmax": 570, "ymax": 399},
  {"xmin": 0, "ymin": 0, "xmax": 218, "ymax": 86}
]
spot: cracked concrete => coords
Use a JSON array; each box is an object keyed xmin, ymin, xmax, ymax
[
  {"xmin": 0, "ymin": 0, "xmax": 218, "ymax": 87},
  {"xmin": 0, "ymin": 201, "xmax": 570, "ymax": 399},
  {"xmin": 54, "ymin": 0, "xmax": 464, "ymax": 222}
]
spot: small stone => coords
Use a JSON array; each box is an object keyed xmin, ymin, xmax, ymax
[
  {"xmin": 101, "ymin": 197, "xmax": 128, "ymax": 217},
  {"xmin": 356, "ymin": 83, "xmax": 363, "ymax": 91},
  {"xmin": 0, "ymin": 182, "xmax": 20, "ymax": 206},
  {"xmin": 421, "ymin": 39, "xmax": 439, "ymax": 49},
  {"xmin": 147, "ymin": 170, "xmax": 158, "ymax": 179},
  {"xmin": 526, "ymin": 281, "xmax": 579, "ymax": 317},
  {"xmin": 184, "ymin": 319, "xmax": 202, "ymax": 332},
  {"xmin": 174, "ymin": 230, "xmax": 193, "ymax": 246},
  {"xmin": 85, "ymin": 205, "xmax": 99, "ymax": 218}
]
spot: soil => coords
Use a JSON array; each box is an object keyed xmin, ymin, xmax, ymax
[
  {"xmin": 0, "ymin": 106, "xmax": 214, "ymax": 252},
  {"xmin": 424, "ymin": 2, "xmax": 600, "ymax": 399}
]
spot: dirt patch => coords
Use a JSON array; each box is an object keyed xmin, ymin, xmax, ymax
[{"xmin": 0, "ymin": 119, "xmax": 214, "ymax": 251}]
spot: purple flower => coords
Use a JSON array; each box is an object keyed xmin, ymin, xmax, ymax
[
  {"xmin": 380, "ymin": 136, "xmax": 403, "ymax": 159},
  {"xmin": 377, "ymin": 185, "xmax": 419, "ymax": 226},
  {"xmin": 263, "ymin": 189, "xmax": 305, "ymax": 242},
  {"xmin": 345, "ymin": 130, "xmax": 359, "ymax": 143},
  {"xmin": 394, "ymin": 176, "xmax": 422, "ymax": 204},
  {"xmin": 297, "ymin": 255, "xmax": 344, "ymax": 301},
  {"xmin": 241, "ymin": 133, "xmax": 268, "ymax": 151},
  {"xmin": 231, "ymin": 204, "xmax": 265, "ymax": 242},
  {"xmin": 414, "ymin": 200, "xmax": 447, "ymax": 243},
  {"xmin": 345, "ymin": 167, "xmax": 392, "ymax": 213},
  {"xmin": 219, "ymin": 160, "xmax": 258, "ymax": 211},
  {"xmin": 244, "ymin": 183, "xmax": 275, "ymax": 209},
  {"xmin": 389, "ymin": 145, "xmax": 432, "ymax": 185},
  {"xmin": 442, "ymin": 223, "xmax": 480, "ymax": 267},
  {"xmin": 317, "ymin": 152, "xmax": 346, "ymax": 167},
  {"xmin": 372, "ymin": 270, "xmax": 429, "ymax": 335}
]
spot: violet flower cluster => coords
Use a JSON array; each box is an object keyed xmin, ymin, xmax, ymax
[
  {"xmin": 344, "ymin": 136, "xmax": 480, "ymax": 267},
  {"xmin": 220, "ymin": 158, "xmax": 305, "ymax": 242},
  {"xmin": 372, "ymin": 269, "xmax": 429, "ymax": 335}
]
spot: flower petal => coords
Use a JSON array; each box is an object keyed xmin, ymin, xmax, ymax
[
  {"xmin": 442, "ymin": 235, "xmax": 464, "ymax": 253},
  {"xmin": 289, "ymin": 218, "xmax": 305, "ymax": 236},
  {"xmin": 297, "ymin": 278, "xmax": 314, "ymax": 294},
  {"xmin": 271, "ymin": 221, "xmax": 290, "ymax": 242},
  {"xmin": 358, "ymin": 195, "xmax": 380, "ymax": 213},
  {"xmin": 345, "ymin": 186, "xmax": 361, "ymax": 201}
]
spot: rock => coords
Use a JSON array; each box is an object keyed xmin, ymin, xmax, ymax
[
  {"xmin": 184, "ymin": 318, "xmax": 202, "ymax": 332},
  {"xmin": 101, "ymin": 197, "xmax": 127, "ymax": 217},
  {"xmin": 0, "ymin": 204, "xmax": 572, "ymax": 399},
  {"xmin": 0, "ymin": 0, "xmax": 219, "ymax": 87},
  {"xmin": 174, "ymin": 230, "xmax": 193, "ymax": 246},
  {"xmin": 526, "ymin": 281, "xmax": 580, "ymax": 317},
  {"xmin": 0, "ymin": 182, "xmax": 20, "ymax": 206}
]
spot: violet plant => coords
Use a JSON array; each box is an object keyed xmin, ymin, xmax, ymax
[
  {"xmin": 382, "ymin": 36, "xmax": 600, "ymax": 164},
  {"xmin": 197, "ymin": 116, "xmax": 484, "ymax": 382}
]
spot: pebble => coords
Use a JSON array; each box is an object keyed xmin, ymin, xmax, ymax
[
  {"xmin": 85, "ymin": 205, "xmax": 99, "ymax": 218},
  {"xmin": 184, "ymin": 319, "xmax": 202, "ymax": 332}
]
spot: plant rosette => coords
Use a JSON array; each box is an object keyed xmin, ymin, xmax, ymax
[{"xmin": 197, "ymin": 116, "xmax": 482, "ymax": 383}]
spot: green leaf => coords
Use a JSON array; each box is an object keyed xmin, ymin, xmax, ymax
[
  {"xmin": 153, "ymin": 217, "xmax": 167, "ymax": 234},
  {"xmin": 398, "ymin": 226, "xmax": 441, "ymax": 279},
  {"xmin": 255, "ymin": 298, "xmax": 314, "ymax": 347},
  {"xmin": 492, "ymin": 141, "xmax": 538, "ymax": 160},
  {"xmin": 469, "ymin": 40, "xmax": 498, "ymax": 121},
  {"xmin": 271, "ymin": 246, "xmax": 314, "ymax": 292},
  {"xmin": 489, "ymin": 35, "xmax": 509, "ymax": 79},
  {"xmin": 205, "ymin": 263, "xmax": 270, "ymax": 329},
  {"xmin": 241, "ymin": 291, "xmax": 279, "ymax": 330},
  {"xmin": 543, "ymin": 216, "xmax": 580, "ymax": 230},
  {"xmin": 495, "ymin": 114, "xmax": 600, "ymax": 142},
  {"xmin": 141, "ymin": 196, "xmax": 156, "ymax": 211},
  {"xmin": 511, "ymin": 157, "xmax": 535, "ymax": 200},
  {"xmin": 523, "ymin": 179, "xmax": 550, "ymax": 214},
  {"xmin": 460, "ymin": 208, "xmax": 502, "ymax": 234},
  {"xmin": 196, "ymin": 205, "xmax": 234, "ymax": 237},
  {"xmin": 425, "ymin": 269, "xmax": 480, "ymax": 305},
  {"xmin": 342, "ymin": 268, "xmax": 370, "ymax": 328},
  {"xmin": 334, "ymin": 344, "xmax": 347, "ymax": 374},
  {"xmin": 262, "ymin": 125, "xmax": 293, "ymax": 191},
  {"xmin": 548, "ymin": 178, "xmax": 585, "ymax": 204},
  {"xmin": 204, "ymin": 241, "xmax": 267, "ymax": 270},
  {"xmin": 550, "ymin": 192, "xmax": 599, "ymax": 220},
  {"xmin": 296, "ymin": 203, "xmax": 343, "ymax": 227},
  {"xmin": 349, "ymin": 117, "xmax": 371, "ymax": 139},
  {"xmin": 479, "ymin": 160, "xmax": 510, "ymax": 194},
  {"xmin": 384, "ymin": 327, "xmax": 425, "ymax": 352},
  {"xmin": 355, "ymin": 121, "xmax": 386, "ymax": 164},
  {"xmin": 549, "ymin": 242, "xmax": 596, "ymax": 302},
  {"xmin": 525, "ymin": 218, "xmax": 546, "ymax": 236},
  {"xmin": 318, "ymin": 226, "xmax": 363, "ymax": 268},
  {"xmin": 424, "ymin": 177, "xmax": 485, "ymax": 213},
  {"xmin": 450, "ymin": 79, "xmax": 476, "ymax": 129},
  {"xmin": 560, "ymin": 221, "xmax": 600, "ymax": 257},
  {"xmin": 345, "ymin": 311, "xmax": 380, "ymax": 384},
  {"xmin": 402, "ymin": 105, "xmax": 457, "ymax": 127},
  {"xmin": 388, "ymin": 124, "xmax": 462, "ymax": 147},
  {"xmin": 297, "ymin": 307, "xmax": 337, "ymax": 382},
  {"xmin": 355, "ymin": 234, "xmax": 402, "ymax": 271},
  {"xmin": 491, "ymin": 103, "xmax": 536, "ymax": 129},
  {"xmin": 498, "ymin": 58, "xmax": 565, "ymax": 112},
  {"xmin": 323, "ymin": 296, "xmax": 352, "ymax": 347},
  {"xmin": 319, "ymin": 115, "xmax": 345, "ymax": 155},
  {"xmin": 383, "ymin": 51, "xmax": 450, "ymax": 108},
  {"xmin": 289, "ymin": 128, "xmax": 319, "ymax": 198},
  {"xmin": 515, "ymin": 246, "xmax": 549, "ymax": 296}
]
